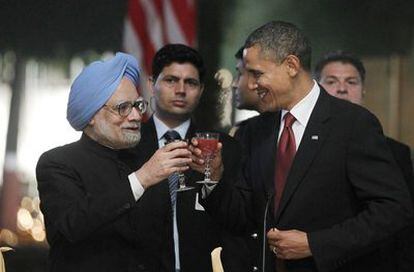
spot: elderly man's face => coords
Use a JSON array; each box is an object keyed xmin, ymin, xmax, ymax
[
  {"xmin": 232, "ymin": 59, "xmax": 260, "ymax": 111},
  {"xmin": 319, "ymin": 61, "xmax": 364, "ymax": 105},
  {"xmin": 151, "ymin": 62, "xmax": 203, "ymax": 124},
  {"xmin": 89, "ymin": 77, "xmax": 142, "ymax": 149}
]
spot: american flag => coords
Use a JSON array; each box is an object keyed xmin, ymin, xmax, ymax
[{"xmin": 123, "ymin": 0, "xmax": 197, "ymax": 103}]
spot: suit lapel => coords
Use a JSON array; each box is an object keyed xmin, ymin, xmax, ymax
[
  {"xmin": 140, "ymin": 116, "xmax": 159, "ymax": 152},
  {"xmin": 275, "ymin": 90, "xmax": 331, "ymax": 220},
  {"xmin": 257, "ymin": 112, "xmax": 281, "ymax": 198}
]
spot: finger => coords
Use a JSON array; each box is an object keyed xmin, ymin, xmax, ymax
[
  {"xmin": 267, "ymin": 228, "xmax": 279, "ymax": 239},
  {"xmin": 167, "ymin": 148, "xmax": 192, "ymax": 159},
  {"xmin": 167, "ymin": 157, "xmax": 193, "ymax": 167},
  {"xmin": 188, "ymin": 144, "xmax": 202, "ymax": 157},
  {"xmin": 190, "ymin": 153, "xmax": 204, "ymax": 165},
  {"xmin": 191, "ymin": 138, "xmax": 198, "ymax": 146},
  {"xmin": 163, "ymin": 141, "xmax": 188, "ymax": 151}
]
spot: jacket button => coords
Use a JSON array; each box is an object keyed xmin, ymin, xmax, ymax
[
  {"xmin": 251, "ymin": 233, "xmax": 258, "ymax": 239},
  {"xmin": 252, "ymin": 266, "xmax": 258, "ymax": 271}
]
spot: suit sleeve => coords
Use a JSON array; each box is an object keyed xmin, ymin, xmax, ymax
[
  {"xmin": 201, "ymin": 127, "xmax": 257, "ymax": 234},
  {"xmin": 389, "ymin": 141, "xmax": 414, "ymax": 272},
  {"xmin": 308, "ymin": 110, "xmax": 413, "ymax": 272},
  {"xmin": 36, "ymin": 152, "xmax": 136, "ymax": 244}
]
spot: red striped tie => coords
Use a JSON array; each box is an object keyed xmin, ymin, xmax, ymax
[{"xmin": 274, "ymin": 112, "xmax": 296, "ymax": 210}]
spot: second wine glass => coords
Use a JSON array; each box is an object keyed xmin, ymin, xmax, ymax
[{"xmin": 195, "ymin": 132, "xmax": 220, "ymax": 184}]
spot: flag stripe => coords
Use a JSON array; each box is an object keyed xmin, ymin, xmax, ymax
[{"xmin": 123, "ymin": 0, "xmax": 197, "ymax": 114}]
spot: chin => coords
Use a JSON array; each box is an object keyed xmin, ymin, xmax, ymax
[{"xmin": 122, "ymin": 133, "xmax": 141, "ymax": 148}]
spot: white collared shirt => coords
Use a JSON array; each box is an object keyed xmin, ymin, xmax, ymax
[
  {"xmin": 278, "ymin": 80, "xmax": 320, "ymax": 149},
  {"xmin": 153, "ymin": 114, "xmax": 190, "ymax": 148}
]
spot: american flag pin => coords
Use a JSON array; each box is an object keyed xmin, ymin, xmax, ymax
[{"xmin": 311, "ymin": 135, "xmax": 319, "ymax": 140}]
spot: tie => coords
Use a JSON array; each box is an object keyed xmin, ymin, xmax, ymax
[
  {"xmin": 163, "ymin": 130, "xmax": 181, "ymax": 205},
  {"xmin": 274, "ymin": 112, "xmax": 296, "ymax": 210}
]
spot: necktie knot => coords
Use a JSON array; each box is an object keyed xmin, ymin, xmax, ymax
[
  {"xmin": 284, "ymin": 112, "xmax": 296, "ymax": 128},
  {"xmin": 164, "ymin": 130, "xmax": 181, "ymax": 143}
]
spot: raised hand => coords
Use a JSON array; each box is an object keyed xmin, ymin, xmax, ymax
[
  {"xmin": 135, "ymin": 141, "xmax": 192, "ymax": 189},
  {"xmin": 189, "ymin": 137, "xmax": 224, "ymax": 182}
]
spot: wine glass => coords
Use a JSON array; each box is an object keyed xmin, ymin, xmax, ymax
[
  {"xmin": 195, "ymin": 132, "xmax": 220, "ymax": 184},
  {"xmin": 167, "ymin": 139, "xmax": 194, "ymax": 192}
]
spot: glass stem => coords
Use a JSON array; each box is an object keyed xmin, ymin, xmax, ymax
[
  {"xmin": 178, "ymin": 173, "xmax": 186, "ymax": 189},
  {"xmin": 205, "ymin": 158, "xmax": 211, "ymax": 181}
]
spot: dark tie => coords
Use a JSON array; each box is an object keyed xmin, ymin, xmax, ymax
[
  {"xmin": 274, "ymin": 112, "xmax": 296, "ymax": 210},
  {"xmin": 163, "ymin": 130, "xmax": 181, "ymax": 205}
]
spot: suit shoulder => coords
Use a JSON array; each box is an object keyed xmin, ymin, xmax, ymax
[
  {"xmin": 37, "ymin": 141, "xmax": 82, "ymax": 167},
  {"xmin": 328, "ymin": 95, "xmax": 382, "ymax": 126},
  {"xmin": 386, "ymin": 137, "xmax": 411, "ymax": 153}
]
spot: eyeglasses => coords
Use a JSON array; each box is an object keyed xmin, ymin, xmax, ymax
[{"xmin": 104, "ymin": 99, "xmax": 148, "ymax": 117}]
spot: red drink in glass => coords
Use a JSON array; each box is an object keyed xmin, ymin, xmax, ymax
[{"xmin": 197, "ymin": 138, "xmax": 218, "ymax": 158}]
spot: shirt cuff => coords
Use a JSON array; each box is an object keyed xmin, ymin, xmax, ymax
[
  {"xmin": 201, "ymin": 183, "xmax": 217, "ymax": 199},
  {"xmin": 128, "ymin": 172, "xmax": 145, "ymax": 201}
]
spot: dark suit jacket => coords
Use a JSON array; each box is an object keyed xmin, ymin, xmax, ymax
[
  {"xmin": 382, "ymin": 137, "xmax": 414, "ymax": 272},
  {"xmin": 122, "ymin": 117, "xmax": 242, "ymax": 272},
  {"xmin": 203, "ymin": 89, "xmax": 413, "ymax": 272},
  {"xmin": 36, "ymin": 133, "xmax": 174, "ymax": 272}
]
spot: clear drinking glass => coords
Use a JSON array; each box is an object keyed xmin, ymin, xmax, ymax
[
  {"xmin": 195, "ymin": 132, "xmax": 220, "ymax": 184},
  {"xmin": 168, "ymin": 139, "xmax": 194, "ymax": 192}
]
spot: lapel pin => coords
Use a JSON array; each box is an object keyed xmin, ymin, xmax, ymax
[{"xmin": 311, "ymin": 135, "xmax": 319, "ymax": 140}]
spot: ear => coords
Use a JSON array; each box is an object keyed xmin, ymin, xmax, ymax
[
  {"xmin": 88, "ymin": 117, "xmax": 95, "ymax": 126},
  {"xmin": 147, "ymin": 76, "xmax": 156, "ymax": 95},
  {"xmin": 284, "ymin": 55, "xmax": 300, "ymax": 77},
  {"xmin": 200, "ymin": 83, "xmax": 205, "ymax": 95}
]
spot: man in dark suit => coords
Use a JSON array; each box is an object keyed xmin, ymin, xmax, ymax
[
  {"xmin": 36, "ymin": 53, "xmax": 192, "ymax": 271},
  {"xmin": 127, "ymin": 44, "xmax": 241, "ymax": 272},
  {"xmin": 314, "ymin": 50, "xmax": 414, "ymax": 272},
  {"xmin": 195, "ymin": 21, "xmax": 413, "ymax": 272}
]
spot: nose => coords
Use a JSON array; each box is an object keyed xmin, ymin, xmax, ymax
[
  {"xmin": 175, "ymin": 80, "xmax": 186, "ymax": 95},
  {"xmin": 247, "ymin": 76, "xmax": 258, "ymax": 91},
  {"xmin": 336, "ymin": 82, "xmax": 348, "ymax": 95},
  {"xmin": 128, "ymin": 106, "xmax": 143, "ymax": 121}
]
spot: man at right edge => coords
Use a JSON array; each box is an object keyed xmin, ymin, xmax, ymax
[{"xmin": 193, "ymin": 21, "xmax": 413, "ymax": 272}]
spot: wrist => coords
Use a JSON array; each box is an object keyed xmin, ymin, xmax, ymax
[
  {"xmin": 136, "ymin": 167, "xmax": 150, "ymax": 189},
  {"xmin": 211, "ymin": 164, "xmax": 224, "ymax": 181}
]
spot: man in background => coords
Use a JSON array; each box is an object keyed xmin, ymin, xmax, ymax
[
  {"xmin": 127, "ymin": 44, "xmax": 241, "ymax": 272},
  {"xmin": 228, "ymin": 46, "xmax": 262, "ymax": 137},
  {"xmin": 315, "ymin": 50, "xmax": 414, "ymax": 271}
]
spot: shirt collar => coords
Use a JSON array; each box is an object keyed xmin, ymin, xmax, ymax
[
  {"xmin": 281, "ymin": 80, "xmax": 320, "ymax": 127},
  {"xmin": 153, "ymin": 114, "xmax": 191, "ymax": 141}
]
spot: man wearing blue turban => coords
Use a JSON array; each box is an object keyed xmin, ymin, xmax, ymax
[{"xmin": 36, "ymin": 52, "xmax": 191, "ymax": 271}]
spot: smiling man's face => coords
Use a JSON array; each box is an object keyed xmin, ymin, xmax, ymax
[{"xmin": 244, "ymin": 45, "xmax": 295, "ymax": 112}]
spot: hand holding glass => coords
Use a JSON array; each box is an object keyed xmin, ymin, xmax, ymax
[
  {"xmin": 195, "ymin": 132, "xmax": 220, "ymax": 184},
  {"xmin": 166, "ymin": 139, "xmax": 194, "ymax": 192}
]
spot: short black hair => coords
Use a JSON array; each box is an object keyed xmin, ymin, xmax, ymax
[
  {"xmin": 314, "ymin": 50, "xmax": 366, "ymax": 82},
  {"xmin": 244, "ymin": 21, "xmax": 312, "ymax": 71},
  {"xmin": 234, "ymin": 46, "xmax": 244, "ymax": 60},
  {"xmin": 151, "ymin": 44, "xmax": 205, "ymax": 82}
]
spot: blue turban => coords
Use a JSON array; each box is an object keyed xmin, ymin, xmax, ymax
[{"xmin": 67, "ymin": 52, "xmax": 140, "ymax": 131}]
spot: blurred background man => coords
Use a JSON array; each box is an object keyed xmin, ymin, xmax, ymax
[
  {"xmin": 228, "ymin": 46, "xmax": 262, "ymax": 137},
  {"xmin": 315, "ymin": 50, "xmax": 414, "ymax": 272},
  {"xmin": 125, "ymin": 44, "xmax": 241, "ymax": 272}
]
